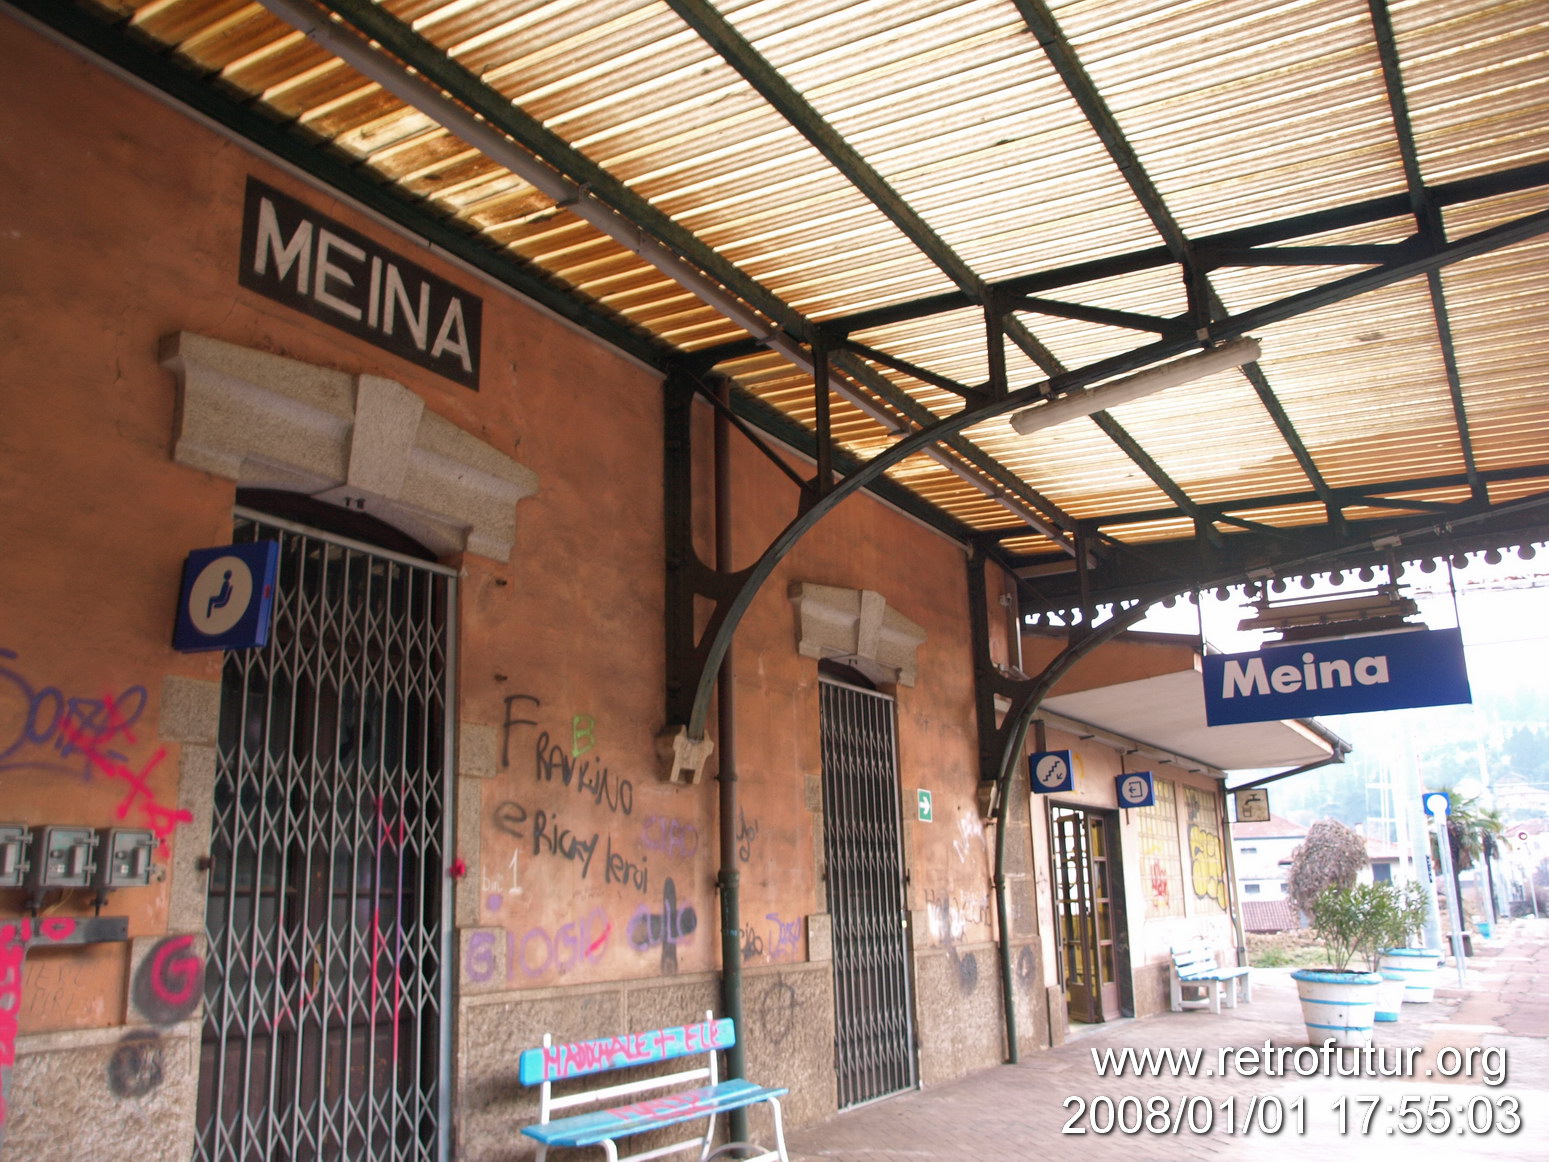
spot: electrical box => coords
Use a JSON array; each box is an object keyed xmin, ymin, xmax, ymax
[
  {"xmin": 96, "ymin": 828, "xmax": 157, "ymax": 888},
  {"xmin": 0, "ymin": 825, "xmax": 30, "ymax": 887},
  {"xmin": 29, "ymin": 826, "xmax": 99, "ymax": 888}
]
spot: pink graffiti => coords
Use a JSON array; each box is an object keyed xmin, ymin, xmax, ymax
[
  {"xmin": 537, "ymin": 1019, "xmax": 726, "ymax": 1081},
  {"xmin": 55, "ymin": 693, "xmax": 190, "ymax": 840},
  {"xmin": 148, "ymin": 935, "xmax": 199, "ymax": 1010},
  {"xmin": 607, "ymin": 1090, "xmax": 711, "ymax": 1121},
  {"xmin": 0, "ymin": 919, "xmax": 78, "ymax": 1125},
  {"xmin": 368, "ymin": 795, "xmax": 408, "ymax": 1064}
]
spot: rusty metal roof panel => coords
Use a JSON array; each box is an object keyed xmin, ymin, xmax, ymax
[
  {"xmin": 52, "ymin": 0, "xmax": 1549, "ymax": 592},
  {"xmin": 1392, "ymin": 0, "xmax": 1549, "ymax": 184},
  {"xmin": 1440, "ymin": 189, "xmax": 1549, "ymax": 473},
  {"xmin": 1055, "ymin": 0, "xmax": 1410, "ymax": 235}
]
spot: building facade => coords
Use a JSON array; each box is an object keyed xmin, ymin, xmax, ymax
[{"xmin": 1, "ymin": 21, "xmax": 1320, "ymax": 1160}]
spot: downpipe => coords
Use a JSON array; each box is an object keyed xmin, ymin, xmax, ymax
[{"xmin": 713, "ymin": 383, "xmax": 749, "ymax": 1143}]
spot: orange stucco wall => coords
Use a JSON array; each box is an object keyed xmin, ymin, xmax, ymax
[
  {"xmin": 0, "ymin": 18, "xmax": 991, "ymax": 1031},
  {"xmin": 0, "ymin": 20, "xmax": 1258, "ymax": 1157}
]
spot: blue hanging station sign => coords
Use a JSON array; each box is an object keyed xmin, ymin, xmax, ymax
[
  {"xmin": 1116, "ymin": 771, "xmax": 1155, "ymax": 809},
  {"xmin": 1201, "ymin": 627, "xmax": 1471, "ymax": 726},
  {"xmin": 173, "ymin": 541, "xmax": 280, "ymax": 653},
  {"xmin": 1030, "ymin": 749, "xmax": 1075, "ymax": 795}
]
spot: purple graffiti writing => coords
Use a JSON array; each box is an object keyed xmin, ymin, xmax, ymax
[
  {"xmin": 0, "ymin": 653, "xmax": 189, "ymax": 840},
  {"xmin": 0, "ymin": 649, "xmax": 147, "ymax": 779},
  {"xmin": 640, "ymin": 815, "xmax": 698, "ymax": 859},
  {"xmin": 465, "ymin": 908, "xmax": 612, "ymax": 984},
  {"xmin": 627, "ymin": 878, "xmax": 696, "ymax": 974},
  {"xmin": 765, "ymin": 913, "xmax": 801, "ymax": 961}
]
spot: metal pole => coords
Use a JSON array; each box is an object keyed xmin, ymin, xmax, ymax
[
  {"xmin": 713, "ymin": 382, "xmax": 749, "ymax": 1144},
  {"xmin": 1432, "ymin": 810, "xmax": 1468, "ymax": 987}
]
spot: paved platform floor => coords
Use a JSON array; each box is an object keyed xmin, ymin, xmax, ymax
[{"xmin": 783, "ymin": 917, "xmax": 1549, "ymax": 1161}]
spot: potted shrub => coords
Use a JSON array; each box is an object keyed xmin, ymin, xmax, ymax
[
  {"xmin": 1362, "ymin": 883, "xmax": 1417, "ymax": 1023},
  {"xmin": 1378, "ymin": 883, "xmax": 1442, "ymax": 1004},
  {"xmin": 1290, "ymin": 883, "xmax": 1387, "ymax": 1046}
]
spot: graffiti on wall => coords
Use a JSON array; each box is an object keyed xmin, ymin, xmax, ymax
[
  {"xmin": 1, "ymin": 920, "xmax": 85, "ymax": 1130},
  {"xmin": 492, "ymin": 800, "xmax": 652, "ymax": 893},
  {"xmin": 627, "ymin": 878, "xmax": 696, "ymax": 975},
  {"xmin": 0, "ymin": 651, "xmax": 192, "ymax": 839},
  {"xmin": 741, "ymin": 913, "xmax": 801, "ymax": 964},
  {"xmin": 641, "ymin": 815, "xmax": 697, "ymax": 860},
  {"xmin": 1184, "ymin": 786, "xmax": 1229, "ymax": 912},
  {"xmin": 501, "ymin": 694, "xmax": 634, "ymax": 815},
  {"xmin": 131, "ymin": 934, "xmax": 204, "ymax": 1025},
  {"xmin": 106, "ymin": 1032, "xmax": 165, "ymax": 1099},
  {"xmin": 735, "ymin": 808, "xmax": 759, "ymax": 864},
  {"xmin": 754, "ymin": 975, "xmax": 797, "ymax": 1046},
  {"xmin": 1149, "ymin": 860, "xmax": 1172, "ymax": 912},
  {"xmin": 925, "ymin": 894, "xmax": 981, "ymax": 996},
  {"xmin": 923, "ymin": 887, "xmax": 990, "ymax": 942},
  {"xmin": 491, "ymin": 697, "xmax": 708, "ymax": 976},
  {"xmin": 463, "ymin": 908, "xmax": 613, "ymax": 985}
]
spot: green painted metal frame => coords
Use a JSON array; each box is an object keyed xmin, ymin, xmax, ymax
[{"xmin": 663, "ymin": 202, "xmax": 1549, "ymax": 746}]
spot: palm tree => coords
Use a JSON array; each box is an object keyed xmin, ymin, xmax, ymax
[{"xmin": 1427, "ymin": 785, "xmax": 1507, "ymax": 927}]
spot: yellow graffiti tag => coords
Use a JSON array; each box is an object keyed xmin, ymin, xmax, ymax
[{"xmin": 1189, "ymin": 824, "xmax": 1228, "ymax": 911}]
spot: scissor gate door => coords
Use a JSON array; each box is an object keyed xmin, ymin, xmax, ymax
[
  {"xmin": 196, "ymin": 510, "xmax": 455, "ymax": 1162},
  {"xmin": 819, "ymin": 677, "xmax": 918, "ymax": 1109}
]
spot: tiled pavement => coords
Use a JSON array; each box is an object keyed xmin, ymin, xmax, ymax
[{"xmin": 782, "ymin": 917, "xmax": 1549, "ymax": 1161}]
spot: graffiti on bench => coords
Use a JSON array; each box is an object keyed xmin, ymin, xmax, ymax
[{"xmin": 520, "ymin": 1018, "xmax": 731, "ymax": 1084}]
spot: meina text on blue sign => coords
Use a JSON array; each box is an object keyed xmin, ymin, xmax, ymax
[{"xmin": 1201, "ymin": 627, "xmax": 1471, "ymax": 726}]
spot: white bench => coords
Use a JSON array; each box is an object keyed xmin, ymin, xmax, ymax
[
  {"xmin": 1169, "ymin": 945, "xmax": 1252, "ymax": 1014},
  {"xmin": 519, "ymin": 1012, "xmax": 789, "ymax": 1162}
]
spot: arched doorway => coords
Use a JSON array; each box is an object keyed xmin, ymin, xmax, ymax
[
  {"xmin": 195, "ymin": 499, "xmax": 455, "ymax": 1161},
  {"xmin": 818, "ymin": 662, "xmax": 918, "ymax": 1108}
]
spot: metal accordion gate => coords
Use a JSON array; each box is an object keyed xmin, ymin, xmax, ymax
[
  {"xmin": 819, "ymin": 676, "xmax": 918, "ymax": 1109},
  {"xmin": 195, "ymin": 509, "xmax": 455, "ymax": 1162}
]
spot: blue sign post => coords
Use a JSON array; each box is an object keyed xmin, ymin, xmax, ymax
[
  {"xmin": 1201, "ymin": 627, "xmax": 1471, "ymax": 726},
  {"xmin": 173, "ymin": 542, "xmax": 279, "ymax": 652},
  {"xmin": 1029, "ymin": 750, "xmax": 1074, "ymax": 794},
  {"xmin": 1115, "ymin": 771, "xmax": 1155, "ymax": 808}
]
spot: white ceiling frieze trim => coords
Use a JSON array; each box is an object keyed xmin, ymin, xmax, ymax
[
  {"xmin": 790, "ymin": 582, "xmax": 927, "ymax": 687},
  {"xmin": 161, "ymin": 331, "xmax": 537, "ymax": 560}
]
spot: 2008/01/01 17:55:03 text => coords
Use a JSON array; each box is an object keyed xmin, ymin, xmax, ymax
[{"xmin": 1060, "ymin": 1094, "xmax": 1522, "ymax": 1136}]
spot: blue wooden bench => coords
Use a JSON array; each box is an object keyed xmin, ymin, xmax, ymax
[
  {"xmin": 519, "ymin": 1012, "xmax": 789, "ymax": 1162},
  {"xmin": 1169, "ymin": 945, "xmax": 1252, "ymax": 1014}
]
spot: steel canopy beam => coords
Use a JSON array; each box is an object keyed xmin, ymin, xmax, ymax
[
  {"xmin": 662, "ymin": 0, "xmax": 1087, "ymax": 540},
  {"xmin": 664, "ymin": 197, "xmax": 1549, "ymax": 737},
  {"xmin": 1012, "ymin": 0, "xmax": 1342, "ymax": 525},
  {"xmin": 738, "ymin": 159, "xmax": 1549, "ymax": 349},
  {"xmin": 1368, "ymin": 0, "xmax": 1485, "ymax": 503},
  {"xmin": 301, "ymin": 0, "xmax": 1077, "ymax": 547},
  {"xmin": 996, "ymin": 461, "xmax": 1549, "ymax": 544}
]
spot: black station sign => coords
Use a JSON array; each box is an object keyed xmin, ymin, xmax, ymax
[{"xmin": 239, "ymin": 177, "xmax": 482, "ymax": 390}]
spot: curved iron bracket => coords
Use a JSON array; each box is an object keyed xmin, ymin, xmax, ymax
[{"xmin": 967, "ymin": 550, "xmax": 1162, "ymax": 814}]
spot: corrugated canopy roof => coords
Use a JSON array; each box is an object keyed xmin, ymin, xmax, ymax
[{"xmin": 19, "ymin": 0, "xmax": 1549, "ymax": 617}]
